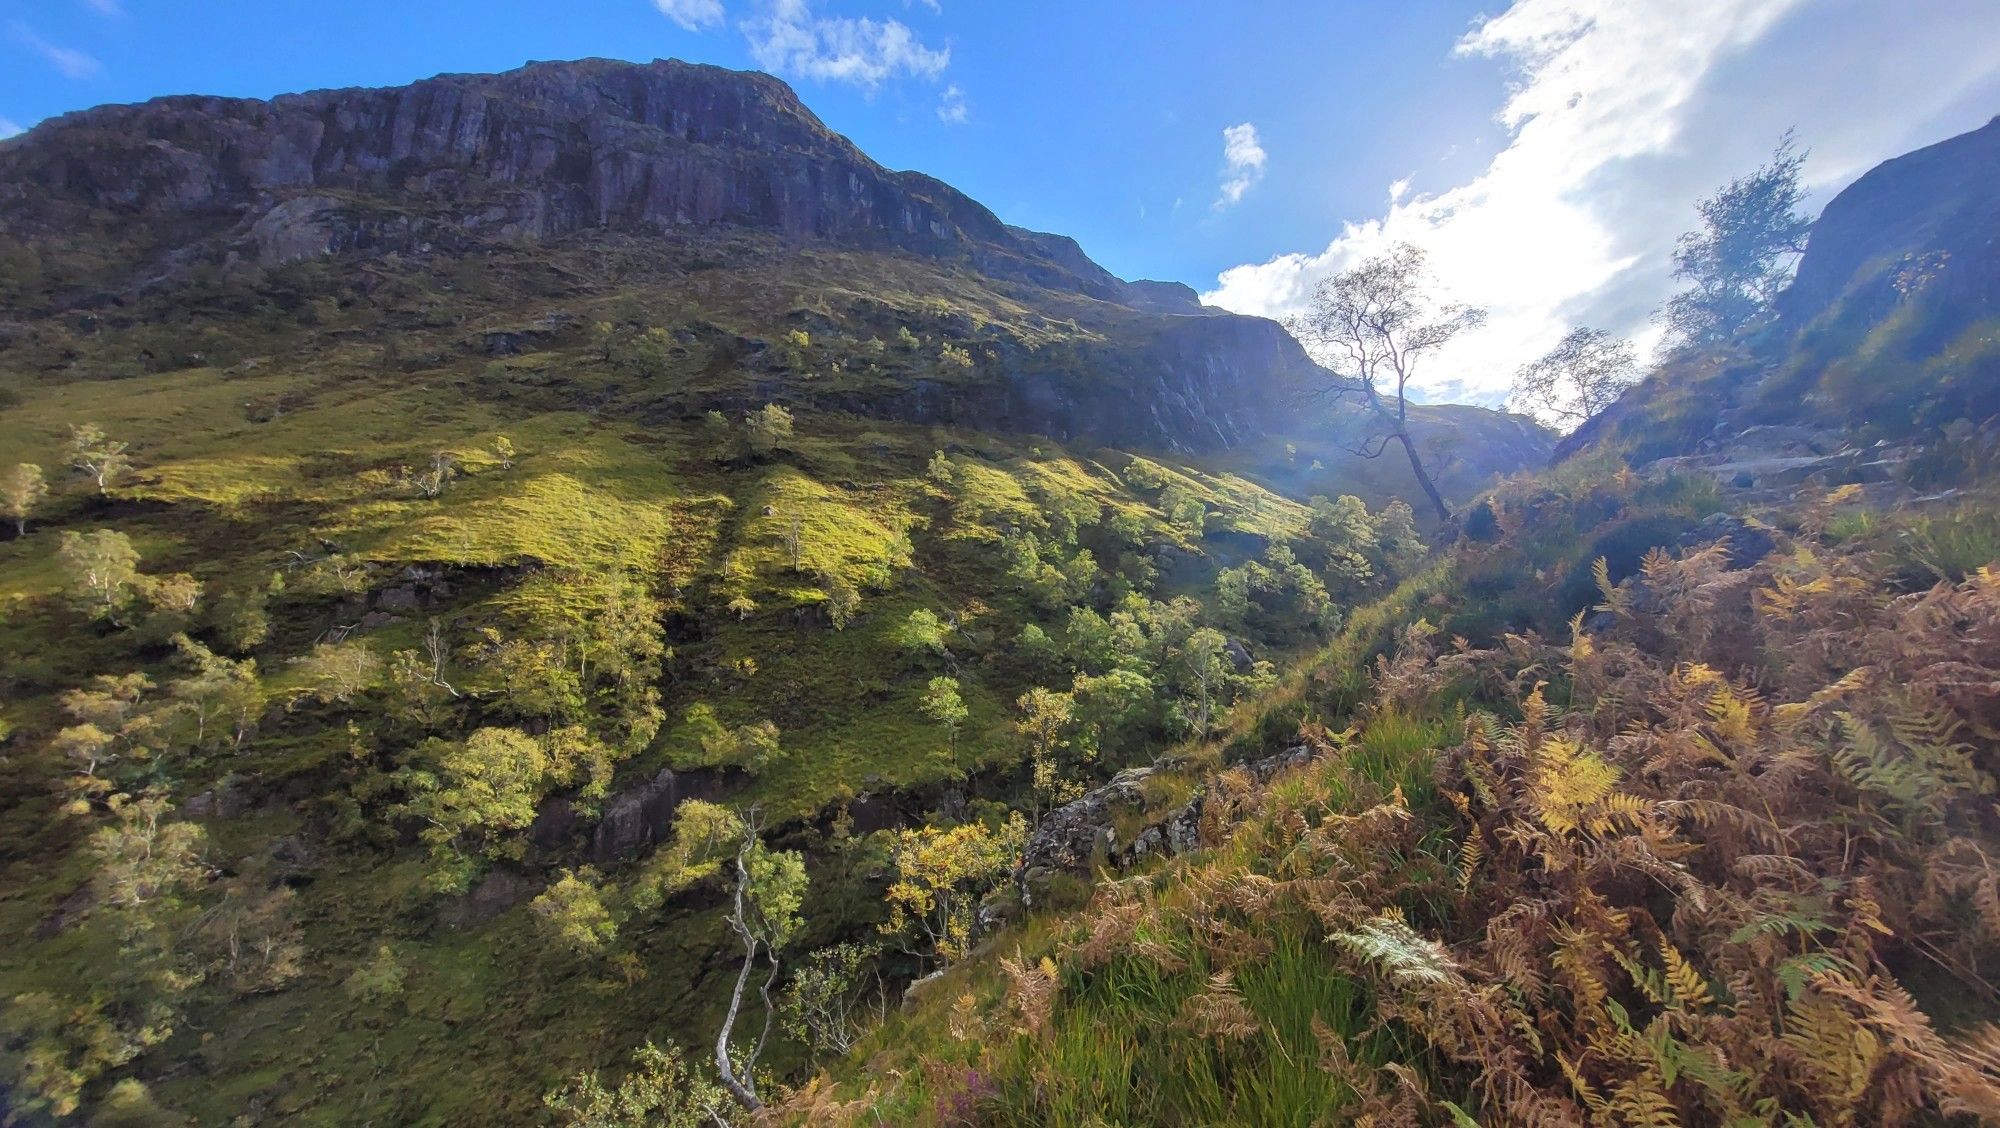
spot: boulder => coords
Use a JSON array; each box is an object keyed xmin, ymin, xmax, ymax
[
  {"xmin": 529, "ymin": 795, "xmax": 580, "ymax": 848},
  {"xmin": 183, "ymin": 782, "xmax": 251, "ymax": 820}
]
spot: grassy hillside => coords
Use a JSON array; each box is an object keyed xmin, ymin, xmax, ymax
[
  {"xmin": 0, "ymin": 232, "xmax": 1508, "ymax": 1123},
  {"xmin": 776, "ymin": 461, "xmax": 2000, "ymax": 1126}
]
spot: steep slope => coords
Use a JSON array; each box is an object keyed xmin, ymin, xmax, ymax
[
  {"xmin": 770, "ymin": 123, "xmax": 2000, "ymax": 1128},
  {"xmin": 1562, "ymin": 115, "xmax": 2000, "ymax": 468},
  {"xmin": 0, "ymin": 57, "xmax": 1540, "ymax": 464},
  {"xmin": 0, "ymin": 60, "xmax": 1545, "ymax": 1124},
  {"xmin": 1779, "ymin": 113, "xmax": 2000, "ymax": 328}
]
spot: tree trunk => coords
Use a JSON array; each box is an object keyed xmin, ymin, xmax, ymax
[
  {"xmin": 1394, "ymin": 430, "xmax": 1452, "ymax": 524},
  {"xmin": 714, "ymin": 845, "xmax": 764, "ymax": 1113}
]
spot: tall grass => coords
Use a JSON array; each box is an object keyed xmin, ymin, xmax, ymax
[
  {"xmin": 979, "ymin": 930, "xmax": 1389, "ymax": 1127},
  {"xmin": 1895, "ymin": 501, "xmax": 2000, "ymax": 583}
]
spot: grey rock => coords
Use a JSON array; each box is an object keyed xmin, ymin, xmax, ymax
[
  {"xmin": 844, "ymin": 792, "xmax": 900, "ymax": 835},
  {"xmin": 1222, "ymin": 638, "xmax": 1254, "ymax": 673},
  {"xmin": 590, "ymin": 767, "xmax": 682, "ymax": 863},
  {"xmin": 1016, "ymin": 744, "xmax": 1315, "ymax": 906},
  {"xmin": 183, "ymin": 784, "xmax": 250, "ymax": 819},
  {"xmin": 529, "ymin": 795, "xmax": 579, "ymax": 848},
  {"xmin": 34, "ymin": 884, "xmax": 94, "ymax": 940}
]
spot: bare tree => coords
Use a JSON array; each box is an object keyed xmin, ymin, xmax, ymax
[
  {"xmin": 780, "ymin": 512, "xmax": 805, "ymax": 573},
  {"xmin": 1511, "ymin": 327, "xmax": 1641, "ymax": 429},
  {"xmin": 1287, "ymin": 243, "xmax": 1484, "ymax": 522},
  {"xmin": 423, "ymin": 617, "xmax": 460, "ymax": 698},
  {"xmin": 409, "ymin": 452, "xmax": 457, "ymax": 498},
  {"xmin": 712, "ymin": 810, "xmax": 805, "ymax": 1113}
]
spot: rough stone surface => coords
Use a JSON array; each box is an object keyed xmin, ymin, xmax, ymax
[
  {"xmin": 1558, "ymin": 115, "xmax": 2000, "ymax": 466},
  {"xmin": 0, "ymin": 58, "xmax": 1554, "ymax": 461},
  {"xmin": 580, "ymin": 764, "xmax": 739, "ymax": 863},
  {"xmin": 529, "ymin": 795, "xmax": 580, "ymax": 848},
  {"xmin": 0, "ymin": 58, "xmax": 1130, "ymax": 297},
  {"xmin": 1780, "ymin": 114, "xmax": 2000, "ymax": 329},
  {"xmin": 450, "ymin": 867, "xmax": 536, "ymax": 928},
  {"xmin": 1016, "ymin": 743, "xmax": 1315, "ymax": 906},
  {"xmin": 589, "ymin": 767, "xmax": 682, "ymax": 863},
  {"xmin": 183, "ymin": 782, "xmax": 251, "ymax": 820}
]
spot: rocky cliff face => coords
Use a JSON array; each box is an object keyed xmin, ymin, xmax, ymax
[
  {"xmin": 0, "ymin": 57, "xmax": 1543, "ymax": 462},
  {"xmin": 1560, "ymin": 115, "xmax": 2000, "ymax": 467},
  {"xmin": 0, "ymin": 58, "xmax": 1125, "ymax": 297},
  {"xmin": 1778, "ymin": 114, "xmax": 2000, "ymax": 329}
]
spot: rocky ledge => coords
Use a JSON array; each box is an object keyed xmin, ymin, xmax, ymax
[{"xmin": 1012, "ymin": 743, "xmax": 1317, "ymax": 910}]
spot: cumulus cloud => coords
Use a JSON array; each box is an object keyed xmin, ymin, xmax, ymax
[
  {"xmin": 13, "ymin": 23, "xmax": 103, "ymax": 78},
  {"xmin": 937, "ymin": 83, "xmax": 968, "ymax": 124},
  {"xmin": 653, "ymin": 0, "xmax": 726, "ymax": 31},
  {"xmin": 1216, "ymin": 122, "xmax": 1266, "ymax": 208},
  {"xmin": 1202, "ymin": 0, "xmax": 2000, "ymax": 404},
  {"xmin": 744, "ymin": 0, "xmax": 948, "ymax": 88}
]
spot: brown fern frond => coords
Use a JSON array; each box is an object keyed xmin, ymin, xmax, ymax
[
  {"xmin": 998, "ymin": 953, "xmax": 1060, "ymax": 1039},
  {"xmin": 1176, "ymin": 969, "xmax": 1260, "ymax": 1044}
]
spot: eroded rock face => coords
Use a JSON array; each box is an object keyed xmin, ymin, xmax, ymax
[
  {"xmin": 795, "ymin": 310, "xmax": 1325, "ymax": 451},
  {"xmin": 0, "ymin": 58, "xmax": 1103, "ymax": 293},
  {"xmin": 0, "ymin": 57, "xmax": 1555, "ymax": 460},
  {"xmin": 1780, "ymin": 114, "xmax": 2000, "ymax": 329},
  {"xmin": 544, "ymin": 764, "xmax": 742, "ymax": 864},
  {"xmin": 1557, "ymin": 116, "xmax": 2000, "ymax": 467},
  {"xmin": 589, "ymin": 767, "xmax": 683, "ymax": 864},
  {"xmin": 1013, "ymin": 744, "xmax": 1315, "ymax": 909}
]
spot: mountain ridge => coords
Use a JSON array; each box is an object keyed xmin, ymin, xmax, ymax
[
  {"xmin": 0, "ymin": 55, "xmax": 1547, "ymax": 465},
  {"xmin": 0, "ymin": 57, "xmax": 1200, "ymax": 315}
]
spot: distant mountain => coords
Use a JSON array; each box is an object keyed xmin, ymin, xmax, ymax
[{"xmin": 0, "ymin": 57, "xmax": 1543, "ymax": 473}]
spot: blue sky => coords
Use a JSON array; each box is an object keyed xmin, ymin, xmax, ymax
[{"xmin": 4, "ymin": 0, "xmax": 1999, "ymax": 402}]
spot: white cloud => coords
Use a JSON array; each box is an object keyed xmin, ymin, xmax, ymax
[
  {"xmin": 13, "ymin": 23, "xmax": 103, "ymax": 79},
  {"xmin": 653, "ymin": 0, "xmax": 725, "ymax": 31},
  {"xmin": 81, "ymin": 0, "xmax": 124, "ymax": 16},
  {"xmin": 744, "ymin": 0, "xmax": 948, "ymax": 88},
  {"xmin": 0, "ymin": 116, "xmax": 21, "ymax": 140},
  {"xmin": 1215, "ymin": 122, "xmax": 1266, "ymax": 208},
  {"xmin": 1388, "ymin": 175, "xmax": 1413, "ymax": 203},
  {"xmin": 1201, "ymin": 0, "xmax": 2000, "ymax": 404},
  {"xmin": 937, "ymin": 83, "xmax": 968, "ymax": 124}
]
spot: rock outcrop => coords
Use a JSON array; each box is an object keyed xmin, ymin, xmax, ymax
[
  {"xmin": 0, "ymin": 57, "xmax": 1162, "ymax": 308},
  {"xmin": 1778, "ymin": 114, "xmax": 2000, "ymax": 330},
  {"xmin": 1560, "ymin": 115, "xmax": 2000, "ymax": 469},
  {"xmin": 0, "ymin": 56, "xmax": 1552, "ymax": 463},
  {"xmin": 1013, "ymin": 744, "xmax": 1316, "ymax": 908},
  {"xmin": 0, "ymin": 62, "xmax": 978, "ymax": 268}
]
